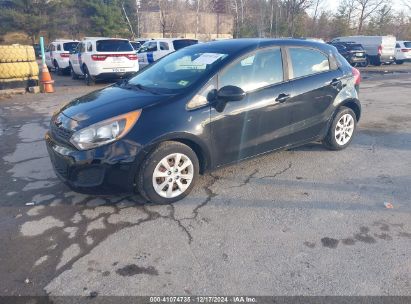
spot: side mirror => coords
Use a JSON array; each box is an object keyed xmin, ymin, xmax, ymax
[{"xmin": 217, "ymin": 85, "xmax": 246, "ymax": 102}]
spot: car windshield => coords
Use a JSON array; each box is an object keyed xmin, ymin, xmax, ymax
[
  {"xmin": 127, "ymin": 48, "xmax": 228, "ymax": 93},
  {"xmin": 404, "ymin": 42, "xmax": 411, "ymax": 48},
  {"xmin": 96, "ymin": 40, "xmax": 133, "ymax": 52},
  {"xmin": 130, "ymin": 42, "xmax": 141, "ymax": 50},
  {"xmin": 63, "ymin": 42, "xmax": 78, "ymax": 52}
]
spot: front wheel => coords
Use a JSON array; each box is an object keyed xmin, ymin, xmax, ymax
[
  {"xmin": 136, "ymin": 142, "xmax": 199, "ymax": 204},
  {"xmin": 323, "ymin": 107, "xmax": 357, "ymax": 150}
]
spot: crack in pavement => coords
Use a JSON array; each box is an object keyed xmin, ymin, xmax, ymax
[
  {"xmin": 259, "ymin": 162, "xmax": 292, "ymax": 179},
  {"xmin": 230, "ymin": 169, "xmax": 259, "ymax": 188},
  {"xmin": 180, "ymin": 174, "xmax": 220, "ymax": 223}
]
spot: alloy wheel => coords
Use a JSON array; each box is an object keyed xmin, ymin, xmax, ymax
[
  {"xmin": 152, "ymin": 153, "xmax": 194, "ymax": 198},
  {"xmin": 335, "ymin": 113, "xmax": 354, "ymax": 146}
]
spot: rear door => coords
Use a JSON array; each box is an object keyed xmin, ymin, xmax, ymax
[{"xmin": 278, "ymin": 47, "xmax": 343, "ymax": 144}]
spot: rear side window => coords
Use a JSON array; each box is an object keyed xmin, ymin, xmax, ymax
[
  {"xmin": 404, "ymin": 42, "xmax": 411, "ymax": 48},
  {"xmin": 289, "ymin": 48, "xmax": 330, "ymax": 79},
  {"xmin": 160, "ymin": 42, "xmax": 169, "ymax": 50},
  {"xmin": 220, "ymin": 48, "xmax": 283, "ymax": 92},
  {"xmin": 173, "ymin": 39, "xmax": 198, "ymax": 51},
  {"xmin": 96, "ymin": 40, "xmax": 133, "ymax": 52},
  {"xmin": 63, "ymin": 42, "xmax": 78, "ymax": 52}
]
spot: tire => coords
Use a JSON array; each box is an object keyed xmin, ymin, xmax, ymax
[
  {"xmin": 83, "ymin": 65, "xmax": 95, "ymax": 86},
  {"xmin": 0, "ymin": 62, "xmax": 39, "ymax": 79},
  {"xmin": 323, "ymin": 107, "xmax": 357, "ymax": 151},
  {"xmin": 54, "ymin": 60, "xmax": 63, "ymax": 76},
  {"xmin": 0, "ymin": 45, "xmax": 36, "ymax": 63},
  {"xmin": 396, "ymin": 60, "xmax": 404, "ymax": 65},
  {"xmin": 70, "ymin": 63, "xmax": 79, "ymax": 80},
  {"xmin": 136, "ymin": 141, "xmax": 199, "ymax": 204}
]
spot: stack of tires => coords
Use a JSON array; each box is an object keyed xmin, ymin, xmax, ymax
[{"xmin": 0, "ymin": 45, "xmax": 39, "ymax": 92}]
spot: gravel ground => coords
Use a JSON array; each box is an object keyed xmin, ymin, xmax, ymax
[{"xmin": 0, "ymin": 65, "xmax": 410, "ymax": 298}]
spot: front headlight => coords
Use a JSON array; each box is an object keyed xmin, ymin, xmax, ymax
[{"xmin": 70, "ymin": 110, "xmax": 141, "ymax": 150}]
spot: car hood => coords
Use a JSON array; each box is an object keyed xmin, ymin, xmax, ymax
[{"xmin": 60, "ymin": 85, "xmax": 173, "ymax": 129}]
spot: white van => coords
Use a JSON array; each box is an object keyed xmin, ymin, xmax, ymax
[
  {"xmin": 331, "ymin": 36, "xmax": 396, "ymax": 65},
  {"xmin": 137, "ymin": 38, "xmax": 198, "ymax": 69},
  {"xmin": 69, "ymin": 38, "xmax": 139, "ymax": 85},
  {"xmin": 45, "ymin": 39, "xmax": 79, "ymax": 74}
]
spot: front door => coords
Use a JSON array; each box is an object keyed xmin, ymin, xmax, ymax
[{"xmin": 210, "ymin": 47, "xmax": 291, "ymax": 167}]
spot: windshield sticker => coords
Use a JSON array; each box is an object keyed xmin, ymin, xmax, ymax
[
  {"xmin": 178, "ymin": 80, "xmax": 189, "ymax": 86},
  {"xmin": 193, "ymin": 53, "xmax": 225, "ymax": 65}
]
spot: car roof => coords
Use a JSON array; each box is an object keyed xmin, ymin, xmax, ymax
[
  {"xmin": 52, "ymin": 39, "xmax": 79, "ymax": 43},
  {"xmin": 82, "ymin": 37, "xmax": 129, "ymax": 42},
  {"xmin": 186, "ymin": 38, "xmax": 334, "ymax": 55},
  {"xmin": 147, "ymin": 38, "xmax": 198, "ymax": 42}
]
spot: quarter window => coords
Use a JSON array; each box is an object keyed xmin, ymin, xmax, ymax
[
  {"xmin": 219, "ymin": 48, "xmax": 283, "ymax": 92},
  {"xmin": 87, "ymin": 42, "xmax": 93, "ymax": 52},
  {"xmin": 57, "ymin": 44, "xmax": 61, "ymax": 51},
  {"xmin": 289, "ymin": 48, "xmax": 330, "ymax": 79}
]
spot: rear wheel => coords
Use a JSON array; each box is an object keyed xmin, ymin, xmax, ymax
[
  {"xmin": 136, "ymin": 142, "xmax": 199, "ymax": 204},
  {"xmin": 54, "ymin": 60, "xmax": 62, "ymax": 75},
  {"xmin": 323, "ymin": 107, "xmax": 357, "ymax": 150},
  {"xmin": 70, "ymin": 64, "xmax": 79, "ymax": 80},
  {"xmin": 83, "ymin": 65, "xmax": 95, "ymax": 86}
]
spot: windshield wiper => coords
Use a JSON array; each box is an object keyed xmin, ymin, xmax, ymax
[{"xmin": 119, "ymin": 82, "xmax": 160, "ymax": 95}]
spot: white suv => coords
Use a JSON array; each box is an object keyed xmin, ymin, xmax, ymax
[
  {"xmin": 137, "ymin": 38, "xmax": 198, "ymax": 68},
  {"xmin": 395, "ymin": 41, "xmax": 411, "ymax": 64},
  {"xmin": 45, "ymin": 39, "xmax": 79, "ymax": 75},
  {"xmin": 69, "ymin": 38, "xmax": 139, "ymax": 85}
]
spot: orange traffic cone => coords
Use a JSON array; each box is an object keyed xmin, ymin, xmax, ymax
[{"xmin": 40, "ymin": 64, "xmax": 54, "ymax": 93}]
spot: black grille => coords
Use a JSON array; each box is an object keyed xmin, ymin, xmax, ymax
[{"xmin": 50, "ymin": 122, "xmax": 73, "ymax": 143}]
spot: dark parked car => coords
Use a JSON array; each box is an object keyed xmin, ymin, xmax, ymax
[
  {"xmin": 329, "ymin": 42, "xmax": 368, "ymax": 67},
  {"xmin": 46, "ymin": 39, "xmax": 362, "ymax": 204}
]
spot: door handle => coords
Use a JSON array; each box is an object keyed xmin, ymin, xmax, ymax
[
  {"xmin": 331, "ymin": 78, "xmax": 342, "ymax": 87},
  {"xmin": 275, "ymin": 93, "xmax": 290, "ymax": 103}
]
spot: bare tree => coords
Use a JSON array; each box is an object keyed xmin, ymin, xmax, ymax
[
  {"xmin": 356, "ymin": 0, "xmax": 387, "ymax": 34},
  {"xmin": 284, "ymin": 0, "xmax": 313, "ymax": 36}
]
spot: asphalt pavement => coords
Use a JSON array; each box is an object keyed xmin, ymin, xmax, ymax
[{"xmin": 0, "ymin": 66, "xmax": 410, "ymax": 298}]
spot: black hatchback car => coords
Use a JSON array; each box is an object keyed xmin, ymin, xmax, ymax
[
  {"xmin": 46, "ymin": 39, "xmax": 362, "ymax": 204},
  {"xmin": 329, "ymin": 42, "xmax": 368, "ymax": 67}
]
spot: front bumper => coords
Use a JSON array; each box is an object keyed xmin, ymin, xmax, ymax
[{"xmin": 45, "ymin": 132, "xmax": 147, "ymax": 194}]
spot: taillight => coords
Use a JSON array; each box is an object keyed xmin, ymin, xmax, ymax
[
  {"xmin": 126, "ymin": 54, "xmax": 138, "ymax": 60},
  {"xmin": 378, "ymin": 45, "xmax": 382, "ymax": 55},
  {"xmin": 401, "ymin": 49, "xmax": 410, "ymax": 52},
  {"xmin": 352, "ymin": 67, "xmax": 361, "ymax": 86},
  {"xmin": 91, "ymin": 54, "xmax": 108, "ymax": 61},
  {"xmin": 60, "ymin": 53, "xmax": 70, "ymax": 58}
]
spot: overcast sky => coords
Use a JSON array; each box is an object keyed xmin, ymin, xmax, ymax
[{"xmin": 315, "ymin": 0, "xmax": 406, "ymax": 13}]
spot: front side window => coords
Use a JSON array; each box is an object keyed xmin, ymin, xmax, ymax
[
  {"xmin": 138, "ymin": 41, "xmax": 158, "ymax": 53},
  {"xmin": 219, "ymin": 48, "xmax": 283, "ymax": 92},
  {"xmin": 289, "ymin": 48, "xmax": 330, "ymax": 79}
]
